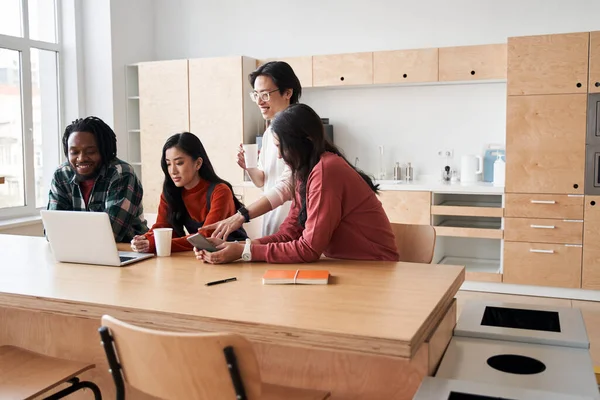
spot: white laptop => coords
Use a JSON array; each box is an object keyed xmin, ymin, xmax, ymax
[{"xmin": 41, "ymin": 210, "xmax": 154, "ymax": 266}]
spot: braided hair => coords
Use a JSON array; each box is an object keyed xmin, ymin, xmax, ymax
[{"xmin": 62, "ymin": 116, "xmax": 117, "ymax": 165}]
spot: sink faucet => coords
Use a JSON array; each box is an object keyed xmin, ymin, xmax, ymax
[{"xmin": 354, "ymin": 157, "xmax": 359, "ymax": 168}]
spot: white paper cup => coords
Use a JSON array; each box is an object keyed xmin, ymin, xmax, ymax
[
  {"xmin": 243, "ymin": 144, "xmax": 258, "ymax": 168},
  {"xmin": 154, "ymin": 228, "xmax": 173, "ymax": 257}
]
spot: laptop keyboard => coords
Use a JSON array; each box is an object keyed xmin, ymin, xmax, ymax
[{"xmin": 119, "ymin": 256, "xmax": 135, "ymax": 263}]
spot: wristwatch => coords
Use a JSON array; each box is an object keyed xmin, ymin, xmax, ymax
[
  {"xmin": 242, "ymin": 238, "xmax": 252, "ymax": 261},
  {"xmin": 237, "ymin": 206, "xmax": 250, "ymax": 223}
]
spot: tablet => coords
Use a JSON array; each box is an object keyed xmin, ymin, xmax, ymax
[{"xmin": 186, "ymin": 233, "xmax": 219, "ymax": 252}]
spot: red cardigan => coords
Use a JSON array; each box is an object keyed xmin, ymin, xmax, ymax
[
  {"xmin": 144, "ymin": 180, "xmax": 236, "ymax": 253},
  {"xmin": 252, "ymin": 152, "xmax": 400, "ymax": 263}
]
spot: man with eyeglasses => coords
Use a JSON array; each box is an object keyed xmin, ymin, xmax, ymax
[{"xmin": 202, "ymin": 61, "xmax": 302, "ymax": 240}]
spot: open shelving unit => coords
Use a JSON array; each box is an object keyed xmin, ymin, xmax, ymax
[
  {"xmin": 431, "ymin": 192, "xmax": 504, "ymax": 282},
  {"xmin": 125, "ymin": 64, "xmax": 142, "ymax": 180}
]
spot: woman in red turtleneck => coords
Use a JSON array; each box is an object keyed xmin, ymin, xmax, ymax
[
  {"xmin": 130, "ymin": 132, "xmax": 246, "ymax": 254},
  {"xmin": 196, "ymin": 104, "xmax": 400, "ymax": 264}
]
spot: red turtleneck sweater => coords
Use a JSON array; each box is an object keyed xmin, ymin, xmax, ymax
[{"xmin": 144, "ymin": 180, "xmax": 236, "ymax": 253}]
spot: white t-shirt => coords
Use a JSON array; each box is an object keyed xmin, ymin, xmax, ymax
[{"xmin": 257, "ymin": 127, "xmax": 293, "ymax": 236}]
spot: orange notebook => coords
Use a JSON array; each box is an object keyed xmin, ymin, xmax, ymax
[{"xmin": 262, "ymin": 269, "xmax": 330, "ymax": 285}]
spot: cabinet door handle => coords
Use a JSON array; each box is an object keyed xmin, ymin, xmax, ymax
[
  {"xmin": 530, "ymin": 249, "xmax": 555, "ymax": 254},
  {"xmin": 530, "ymin": 224, "xmax": 555, "ymax": 229},
  {"xmin": 530, "ymin": 200, "xmax": 556, "ymax": 204}
]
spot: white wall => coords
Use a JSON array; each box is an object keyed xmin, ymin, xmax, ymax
[
  {"xmin": 151, "ymin": 0, "xmax": 600, "ymax": 179},
  {"xmin": 76, "ymin": 0, "xmax": 155, "ymax": 160},
  {"xmin": 110, "ymin": 0, "xmax": 156, "ymax": 160},
  {"xmin": 80, "ymin": 0, "xmax": 113, "ymax": 126}
]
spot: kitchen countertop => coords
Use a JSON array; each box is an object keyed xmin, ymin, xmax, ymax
[
  {"xmin": 238, "ymin": 179, "xmax": 504, "ymax": 194},
  {"xmin": 375, "ymin": 180, "xmax": 504, "ymax": 194}
]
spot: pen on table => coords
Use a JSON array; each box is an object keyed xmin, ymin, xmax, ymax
[{"xmin": 205, "ymin": 277, "xmax": 237, "ymax": 286}]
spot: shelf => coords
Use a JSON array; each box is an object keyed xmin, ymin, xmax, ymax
[
  {"xmin": 130, "ymin": 162, "xmax": 142, "ymax": 166},
  {"xmin": 128, "ymin": 96, "xmax": 140, "ymax": 100},
  {"xmin": 437, "ymin": 200, "xmax": 501, "ymax": 208},
  {"xmin": 439, "ymin": 256, "xmax": 502, "ymax": 283},
  {"xmin": 431, "ymin": 204, "xmax": 503, "ymax": 218},
  {"xmin": 128, "ymin": 129, "xmax": 141, "ymax": 133},
  {"xmin": 435, "ymin": 225, "xmax": 503, "ymax": 240},
  {"xmin": 438, "ymin": 219, "xmax": 501, "ymax": 230}
]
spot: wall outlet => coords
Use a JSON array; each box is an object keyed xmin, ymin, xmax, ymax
[{"xmin": 437, "ymin": 149, "xmax": 454, "ymax": 158}]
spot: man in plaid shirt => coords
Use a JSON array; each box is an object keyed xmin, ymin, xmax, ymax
[{"xmin": 47, "ymin": 116, "xmax": 149, "ymax": 242}]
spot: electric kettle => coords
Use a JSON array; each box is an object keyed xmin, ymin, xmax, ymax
[{"xmin": 460, "ymin": 155, "xmax": 483, "ymax": 183}]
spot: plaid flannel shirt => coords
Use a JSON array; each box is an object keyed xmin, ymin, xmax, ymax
[{"xmin": 47, "ymin": 158, "xmax": 149, "ymax": 242}]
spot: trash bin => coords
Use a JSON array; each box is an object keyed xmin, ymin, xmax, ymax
[
  {"xmin": 454, "ymin": 300, "xmax": 589, "ymax": 349},
  {"xmin": 435, "ymin": 336, "xmax": 599, "ymax": 398},
  {"xmin": 413, "ymin": 376, "xmax": 593, "ymax": 399}
]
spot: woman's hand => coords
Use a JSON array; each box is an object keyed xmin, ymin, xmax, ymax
[
  {"xmin": 194, "ymin": 241, "xmax": 244, "ymax": 264},
  {"xmin": 236, "ymin": 143, "xmax": 246, "ymax": 170},
  {"xmin": 200, "ymin": 213, "xmax": 245, "ymax": 240},
  {"xmin": 131, "ymin": 235, "xmax": 150, "ymax": 253}
]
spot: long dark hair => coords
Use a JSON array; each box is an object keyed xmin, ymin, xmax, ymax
[
  {"xmin": 270, "ymin": 104, "xmax": 379, "ymax": 227},
  {"xmin": 249, "ymin": 61, "xmax": 302, "ymax": 104},
  {"xmin": 62, "ymin": 116, "xmax": 117, "ymax": 165},
  {"xmin": 161, "ymin": 132, "xmax": 244, "ymax": 237}
]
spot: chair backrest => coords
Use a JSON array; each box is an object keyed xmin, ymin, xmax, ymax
[
  {"xmin": 390, "ymin": 223, "xmax": 436, "ymax": 263},
  {"xmin": 99, "ymin": 315, "xmax": 262, "ymax": 400}
]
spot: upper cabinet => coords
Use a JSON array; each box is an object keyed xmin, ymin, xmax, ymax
[
  {"xmin": 505, "ymin": 94, "xmax": 587, "ymax": 194},
  {"xmin": 373, "ymin": 48, "xmax": 438, "ymax": 84},
  {"xmin": 312, "ymin": 52, "xmax": 373, "ymax": 87},
  {"xmin": 138, "ymin": 60, "xmax": 190, "ymax": 212},
  {"xmin": 189, "ymin": 56, "xmax": 261, "ymax": 186},
  {"xmin": 256, "ymin": 56, "xmax": 313, "ymax": 88},
  {"xmin": 590, "ymin": 31, "xmax": 600, "ymax": 94},
  {"xmin": 439, "ymin": 44, "xmax": 507, "ymax": 81},
  {"xmin": 507, "ymin": 32, "xmax": 589, "ymax": 96}
]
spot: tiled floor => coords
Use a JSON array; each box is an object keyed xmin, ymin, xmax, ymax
[{"xmin": 455, "ymin": 290, "xmax": 600, "ymax": 367}]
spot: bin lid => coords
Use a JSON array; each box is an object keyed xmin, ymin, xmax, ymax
[
  {"xmin": 454, "ymin": 300, "xmax": 590, "ymax": 349},
  {"xmin": 414, "ymin": 376, "xmax": 595, "ymax": 400}
]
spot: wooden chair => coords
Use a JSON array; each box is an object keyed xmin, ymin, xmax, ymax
[
  {"xmin": 391, "ymin": 223, "xmax": 437, "ymax": 264},
  {"xmin": 0, "ymin": 345, "xmax": 101, "ymax": 399},
  {"xmin": 99, "ymin": 315, "xmax": 330, "ymax": 400}
]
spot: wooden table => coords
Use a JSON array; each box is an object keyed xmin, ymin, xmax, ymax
[{"xmin": 0, "ymin": 234, "xmax": 464, "ymax": 399}]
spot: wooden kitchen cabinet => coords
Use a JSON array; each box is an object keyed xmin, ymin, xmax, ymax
[
  {"xmin": 438, "ymin": 44, "xmax": 507, "ymax": 81},
  {"xmin": 504, "ymin": 194, "xmax": 584, "ymax": 219},
  {"xmin": 189, "ymin": 56, "xmax": 262, "ymax": 187},
  {"xmin": 503, "ymin": 241, "xmax": 582, "ymax": 288},
  {"xmin": 504, "ymin": 217, "xmax": 583, "ymax": 245},
  {"xmin": 505, "ymin": 94, "xmax": 586, "ymax": 194},
  {"xmin": 583, "ymin": 196, "xmax": 600, "ymax": 289},
  {"xmin": 256, "ymin": 56, "xmax": 313, "ymax": 88},
  {"xmin": 379, "ymin": 191, "xmax": 431, "ymax": 225},
  {"xmin": 312, "ymin": 52, "xmax": 373, "ymax": 87},
  {"xmin": 139, "ymin": 59, "xmax": 190, "ymax": 212},
  {"xmin": 507, "ymin": 32, "xmax": 589, "ymax": 95},
  {"xmin": 590, "ymin": 31, "xmax": 600, "ymax": 94},
  {"xmin": 373, "ymin": 48, "xmax": 438, "ymax": 84}
]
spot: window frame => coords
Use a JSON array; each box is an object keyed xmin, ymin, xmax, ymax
[{"xmin": 0, "ymin": 0, "xmax": 63, "ymax": 220}]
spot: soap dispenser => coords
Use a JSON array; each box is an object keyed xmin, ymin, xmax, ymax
[
  {"xmin": 378, "ymin": 145, "xmax": 386, "ymax": 180},
  {"xmin": 493, "ymin": 153, "xmax": 505, "ymax": 187}
]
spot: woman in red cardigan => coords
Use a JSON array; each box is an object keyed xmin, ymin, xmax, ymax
[
  {"xmin": 196, "ymin": 104, "xmax": 399, "ymax": 264},
  {"xmin": 130, "ymin": 132, "xmax": 246, "ymax": 254}
]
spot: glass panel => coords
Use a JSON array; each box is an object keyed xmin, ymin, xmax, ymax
[
  {"xmin": 0, "ymin": 48, "xmax": 25, "ymax": 209},
  {"xmin": 28, "ymin": 0, "xmax": 57, "ymax": 43},
  {"xmin": 31, "ymin": 48, "xmax": 59, "ymax": 208},
  {"xmin": 0, "ymin": 0, "xmax": 23, "ymax": 37}
]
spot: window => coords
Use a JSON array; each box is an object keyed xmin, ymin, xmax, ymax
[{"xmin": 0, "ymin": 0, "xmax": 61, "ymax": 217}]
